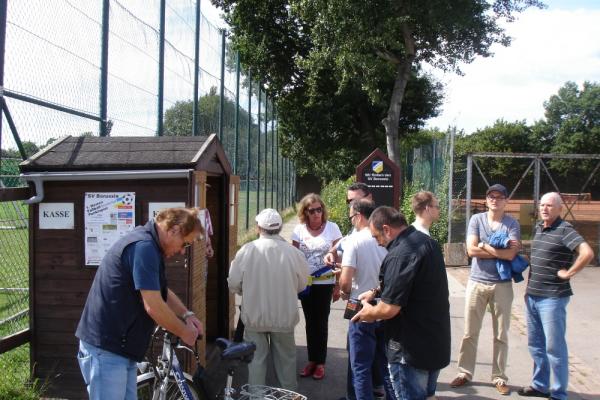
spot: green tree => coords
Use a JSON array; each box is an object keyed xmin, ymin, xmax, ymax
[
  {"xmin": 163, "ymin": 88, "xmax": 265, "ymax": 177},
  {"xmin": 212, "ymin": 0, "xmax": 543, "ymax": 186},
  {"xmin": 0, "ymin": 141, "xmax": 40, "ymax": 159},
  {"xmin": 533, "ymin": 81, "xmax": 600, "ymax": 176}
]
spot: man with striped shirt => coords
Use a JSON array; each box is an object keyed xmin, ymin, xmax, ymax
[{"xmin": 518, "ymin": 192, "xmax": 594, "ymax": 400}]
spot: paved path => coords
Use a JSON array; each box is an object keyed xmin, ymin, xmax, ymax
[{"xmin": 275, "ymin": 216, "xmax": 600, "ymax": 399}]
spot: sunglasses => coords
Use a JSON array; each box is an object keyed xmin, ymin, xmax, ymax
[
  {"xmin": 487, "ymin": 195, "xmax": 506, "ymax": 201},
  {"xmin": 346, "ymin": 195, "xmax": 369, "ymax": 204},
  {"xmin": 307, "ymin": 207, "xmax": 323, "ymax": 215}
]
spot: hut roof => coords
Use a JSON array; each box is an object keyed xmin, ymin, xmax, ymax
[{"xmin": 19, "ymin": 135, "xmax": 222, "ymax": 172}]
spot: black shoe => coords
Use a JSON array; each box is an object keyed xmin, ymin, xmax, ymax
[{"xmin": 517, "ymin": 386, "xmax": 549, "ymax": 398}]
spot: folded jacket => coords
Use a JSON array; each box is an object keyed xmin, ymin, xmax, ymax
[{"xmin": 488, "ymin": 231, "xmax": 529, "ymax": 283}]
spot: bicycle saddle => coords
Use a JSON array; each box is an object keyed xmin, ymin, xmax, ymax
[{"xmin": 215, "ymin": 338, "xmax": 256, "ymax": 361}]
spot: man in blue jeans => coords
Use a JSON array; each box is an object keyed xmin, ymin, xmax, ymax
[
  {"xmin": 76, "ymin": 208, "xmax": 204, "ymax": 400},
  {"xmin": 353, "ymin": 206, "xmax": 450, "ymax": 400},
  {"xmin": 339, "ymin": 199, "xmax": 395, "ymax": 400},
  {"xmin": 518, "ymin": 192, "xmax": 594, "ymax": 400}
]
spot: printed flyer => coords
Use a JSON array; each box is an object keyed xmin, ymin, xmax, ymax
[{"xmin": 84, "ymin": 192, "xmax": 135, "ymax": 266}]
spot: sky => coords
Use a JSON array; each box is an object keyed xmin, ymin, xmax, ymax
[{"xmin": 424, "ymin": 0, "xmax": 600, "ymax": 134}]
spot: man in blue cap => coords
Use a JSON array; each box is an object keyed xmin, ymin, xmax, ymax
[{"xmin": 450, "ymin": 184, "xmax": 522, "ymax": 395}]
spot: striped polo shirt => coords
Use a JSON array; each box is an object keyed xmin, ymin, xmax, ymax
[{"xmin": 527, "ymin": 218, "xmax": 584, "ymax": 298}]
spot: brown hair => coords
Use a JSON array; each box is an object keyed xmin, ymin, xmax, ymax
[
  {"xmin": 297, "ymin": 193, "xmax": 328, "ymax": 225},
  {"xmin": 155, "ymin": 207, "xmax": 204, "ymax": 237},
  {"xmin": 411, "ymin": 191, "xmax": 436, "ymax": 214}
]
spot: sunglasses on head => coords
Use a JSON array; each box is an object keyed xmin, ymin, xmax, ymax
[{"xmin": 307, "ymin": 207, "xmax": 323, "ymax": 215}]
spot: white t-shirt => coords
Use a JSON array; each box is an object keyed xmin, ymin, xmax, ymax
[
  {"xmin": 341, "ymin": 228, "xmax": 387, "ymax": 298},
  {"xmin": 412, "ymin": 221, "xmax": 430, "ymax": 236},
  {"xmin": 291, "ymin": 221, "xmax": 342, "ymax": 285}
]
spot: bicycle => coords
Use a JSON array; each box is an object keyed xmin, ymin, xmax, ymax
[{"xmin": 136, "ymin": 327, "xmax": 307, "ymax": 400}]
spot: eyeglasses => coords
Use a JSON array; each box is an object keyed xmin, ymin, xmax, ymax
[
  {"xmin": 487, "ymin": 195, "xmax": 506, "ymax": 201},
  {"xmin": 348, "ymin": 213, "xmax": 359, "ymax": 221},
  {"xmin": 346, "ymin": 193, "xmax": 369, "ymax": 204},
  {"xmin": 307, "ymin": 207, "xmax": 323, "ymax": 215}
]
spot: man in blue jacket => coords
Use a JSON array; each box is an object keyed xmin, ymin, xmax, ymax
[{"xmin": 76, "ymin": 207, "xmax": 204, "ymax": 400}]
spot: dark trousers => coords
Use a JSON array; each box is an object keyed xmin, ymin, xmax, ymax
[
  {"xmin": 300, "ymin": 283, "xmax": 333, "ymax": 364},
  {"xmin": 349, "ymin": 320, "xmax": 396, "ymax": 400}
]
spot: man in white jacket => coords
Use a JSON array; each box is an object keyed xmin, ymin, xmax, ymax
[{"xmin": 227, "ymin": 208, "xmax": 309, "ymax": 391}]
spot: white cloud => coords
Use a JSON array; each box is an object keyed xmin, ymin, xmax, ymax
[{"xmin": 425, "ymin": 5, "xmax": 600, "ymax": 134}]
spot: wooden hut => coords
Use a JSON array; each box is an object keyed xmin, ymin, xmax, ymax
[{"xmin": 19, "ymin": 134, "xmax": 238, "ymax": 399}]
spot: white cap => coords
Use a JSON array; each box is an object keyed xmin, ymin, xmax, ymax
[{"xmin": 255, "ymin": 208, "xmax": 282, "ymax": 229}]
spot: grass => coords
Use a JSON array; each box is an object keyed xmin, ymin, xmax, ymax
[
  {"xmin": 236, "ymin": 189, "xmax": 294, "ymax": 242},
  {"xmin": 0, "ymin": 344, "xmax": 46, "ymax": 400},
  {"xmin": 0, "ymin": 202, "xmax": 34, "ymax": 399}
]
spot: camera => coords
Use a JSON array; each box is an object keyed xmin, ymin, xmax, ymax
[{"xmin": 343, "ymin": 298, "xmax": 377, "ymax": 320}]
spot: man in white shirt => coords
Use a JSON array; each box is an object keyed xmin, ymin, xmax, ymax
[
  {"xmin": 227, "ymin": 209, "xmax": 309, "ymax": 391},
  {"xmin": 411, "ymin": 191, "xmax": 441, "ymax": 236},
  {"xmin": 339, "ymin": 199, "xmax": 395, "ymax": 400}
]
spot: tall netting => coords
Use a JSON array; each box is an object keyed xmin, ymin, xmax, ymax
[
  {"xmin": 0, "ymin": 0, "xmax": 297, "ymax": 388},
  {"xmin": 406, "ymin": 136, "xmax": 451, "ymax": 243}
]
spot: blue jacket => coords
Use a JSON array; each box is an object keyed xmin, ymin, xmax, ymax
[{"xmin": 488, "ymin": 231, "xmax": 528, "ymax": 283}]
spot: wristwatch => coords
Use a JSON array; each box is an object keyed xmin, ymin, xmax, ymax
[{"xmin": 478, "ymin": 242, "xmax": 485, "ymax": 249}]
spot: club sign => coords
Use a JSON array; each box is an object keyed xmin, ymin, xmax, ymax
[{"xmin": 355, "ymin": 148, "xmax": 400, "ymax": 209}]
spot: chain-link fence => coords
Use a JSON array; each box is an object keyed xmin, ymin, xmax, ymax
[
  {"xmin": 405, "ymin": 135, "xmax": 451, "ymax": 244},
  {"xmin": 0, "ymin": 0, "xmax": 295, "ymax": 230},
  {"xmin": 0, "ymin": 0, "xmax": 296, "ymax": 387}
]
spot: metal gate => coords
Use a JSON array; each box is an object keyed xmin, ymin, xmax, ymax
[{"xmin": 449, "ymin": 152, "xmax": 600, "ymax": 263}]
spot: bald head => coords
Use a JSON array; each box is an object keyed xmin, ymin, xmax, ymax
[
  {"xmin": 541, "ymin": 192, "xmax": 561, "ymax": 206},
  {"xmin": 539, "ymin": 192, "xmax": 563, "ymax": 226}
]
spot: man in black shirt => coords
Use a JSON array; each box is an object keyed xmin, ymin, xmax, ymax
[
  {"xmin": 518, "ymin": 192, "xmax": 593, "ymax": 400},
  {"xmin": 353, "ymin": 206, "xmax": 450, "ymax": 400}
]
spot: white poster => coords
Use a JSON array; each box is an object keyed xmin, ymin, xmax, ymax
[
  {"xmin": 39, "ymin": 203, "xmax": 74, "ymax": 229},
  {"xmin": 84, "ymin": 192, "xmax": 135, "ymax": 266},
  {"xmin": 148, "ymin": 202, "xmax": 186, "ymax": 219}
]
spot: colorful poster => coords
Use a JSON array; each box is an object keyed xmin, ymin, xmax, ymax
[{"xmin": 84, "ymin": 192, "xmax": 135, "ymax": 266}]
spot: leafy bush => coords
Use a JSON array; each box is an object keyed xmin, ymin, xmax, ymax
[{"xmin": 320, "ymin": 176, "xmax": 354, "ymax": 235}]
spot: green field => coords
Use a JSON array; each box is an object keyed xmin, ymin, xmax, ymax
[
  {"xmin": 0, "ymin": 201, "xmax": 29, "ymax": 335},
  {"xmin": 0, "ymin": 202, "xmax": 34, "ymax": 399}
]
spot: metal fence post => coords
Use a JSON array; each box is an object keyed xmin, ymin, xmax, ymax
[
  {"xmin": 465, "ymin": 153, "xmax": 473, "ymax": 236},
  {"xmin": 218, "ymin": 29, "xmax": 226, "ymax": 141},
  {"xmin": 447, "ymin": 128, "xmax": 454, "ymax": 243},
  {"xmin": 192, "ymin": 0, "xmax": 201, "ymax": 136},
  {"xmin": 271, "ymin": 110, "xmax": 275, "ymax": 208},
  {"xmin": 99, "ymin": 0, "xmax": 110, "ymax": 136},
  {"xmin": 0, "ymin": 0, "xmax": 7, "ymax": 155},
  {"xmin": 263, "ymin": 97, "xmax": 268, "ymax": 209},
  {"xmin": 256, "ymin": 86, "xmax": 261, "ymax": 215},
  {"xmin": 233, "ymin": 52, "xmax": 240, "ymax": 173},
  {"xmin": 275, "ymin": 110, "xmax": 279, "ymax": 210},
  {"xmin": 534, "ymin": 156, "xmax": 541, "ymax": 215},
  {"xmin": 157, "ymin": 0, "xmax": 165, "ymax": 136},
  {"xmin": 245, "ymin": 75, "xmax": 252, "ymax": 230}
]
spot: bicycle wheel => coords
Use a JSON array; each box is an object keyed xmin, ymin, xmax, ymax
[
  {"xmin": 137, "ymin": 371, "xmax": 205, "ymax": 400},
  {"xmin": 238, "ymin": 384, "xmax": 307, "ymax": 400}
]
